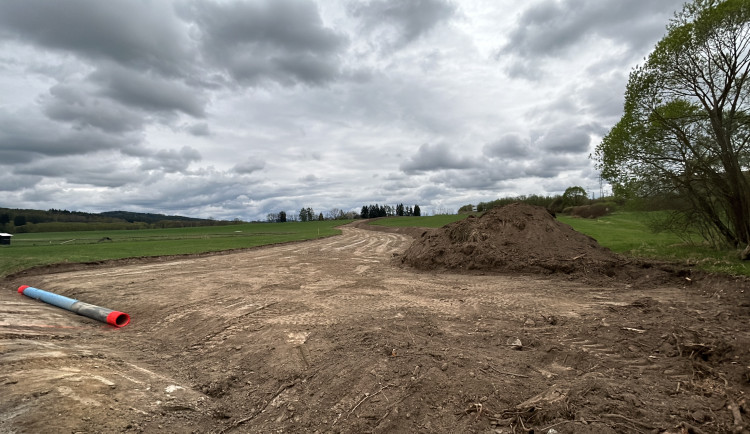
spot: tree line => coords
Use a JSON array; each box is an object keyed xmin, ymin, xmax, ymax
[
  {"xmin": 360, "ymin": 203, "xmax": 420, "ymax": 219},
  {"xmin": 0, "ymin": 207, "xmax": 240, "ymax": 233},
  {"xmin": 265, "ymin": 204, "xmax": 423, "ymax": 223},
  {"xmin": 468, "ymin": 187, "xmax": 593, "ymax": 215}
]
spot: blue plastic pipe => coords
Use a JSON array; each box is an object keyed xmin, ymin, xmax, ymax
[{"xmin": 18, "ymin": 285, "xmax": 130, "ymax": 327}]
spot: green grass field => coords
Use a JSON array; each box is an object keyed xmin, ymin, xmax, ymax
[
  {"xmin": 2, "ymin": 212, "xmax": 747, "ymax": 278},
  {"xmin": 557, "ymin": 213, "xmax": 749, "ymax": 276},
  {"xmin": 0, "ymin": 221, "xmax": 351, "ymax": 278},
  {"xmin": 368, "ymin": 214, "xmax": 467, "ymax": 228}
]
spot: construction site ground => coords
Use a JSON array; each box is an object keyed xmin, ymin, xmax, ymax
[{"xmin": 1, "ymin": 222, "xmax": 749, "ymax": 433}]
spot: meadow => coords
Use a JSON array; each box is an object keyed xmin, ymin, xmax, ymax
[
  {"xmin": 0, "ymin": 220, "xmax": 350, "ymax": 278},
  {"xmin": 558, "ymin": 212, "xmax": 750, "ymax": 276},
  {"xmin": 368, "ymin": 214, "xmax": 467, "ymax": 228},
  {"xmin": 2, "ymin": 212, "xmax": 747, "ymax": 278}
]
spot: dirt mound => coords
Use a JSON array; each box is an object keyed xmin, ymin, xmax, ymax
[{"xmin": 401, "ymin": 203, "xmax": 625, "ymax": 275}]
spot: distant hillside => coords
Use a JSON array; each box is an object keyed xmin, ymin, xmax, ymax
[
  {"xmin": 99, "ymin": 210, "xmax": 206, "ymax": 224},
  {"xmin": 0, "ymin": 207, "xmax": 237, "ymax": 233}
]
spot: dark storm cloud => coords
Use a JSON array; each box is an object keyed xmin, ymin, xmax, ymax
[
  {"xmin": 92, "ymin": 65, "xmax": 206, "ymax": 117},
  {"xmin": 425, "ymin": 149, "xmax": 589, "ymax": 192},
  {"xmin": 125, "ymin": 173, "xmax": 254, "ymax": 210},
  {"xmin": 429, "ymin": 170, "xmax": 504, "ymax": 190},
  {"xmin": 524, "ymin": 154, "xmax": 589, "ymax": 178},
  {"xmin": 400, "ymin": 143, "xmax": 478, "ymax": 173},
  {"xmin": 350, "ymin": 0, "xmax": 457, "ymax": 49},
  {"xmin": 0, "ymin": 174, "xmax": 42, "ymax": 192},
  {"xmin": 233, "ymin": 159, "xmax": 265, "ymax": 175},
  {"xmin": 535, "ymin": 124, "xmax": 592, "ymax": 154},
  {"xmin": 0, "ymin": 111, "xmax": 136, "ymax": 163},
  {"xmin": 42, "ymin": 84, "xmax": 146, "ymax": 133},
  {"xmin": 502, "ymin": 59, "xmax": 544, "ymax": 81},
  {"xmin": 408, "ymin": 124, "xmax": 595, "ymax": 191},
  {"xmin": 13, "ymin": 158, "xmax": 146, "ymax": 188},
  {"xmin": 139, "ymin": 146, "xmax": 202, "ymax": 174},
  {"xmin": 0, "ymin": 0, "xmax": 192, "ymax": 76},
  {"xmin": 0, "ymin": 150, "xmax": 34, "ymax": 166},
  {"xmin": 501, "ymin": 0, "xmax": 681, "ymax": 58},
  {"xmin": 184, "ymin": 123, "xmax": 211, "ymax": 137},
  {"xmin": 416, "ymin": 184, "xmax": 449, "ymax": 199},
  {"xmin": 184, "ymin": 0, "xmax": 347, "ymax": 86},
  {"xmin": 575, "ymin": 66, "xmax": 630, "ymax": 118},
  {"xmin": 483, "ymin": 134, "xmax": 532, "ymax": 159}
]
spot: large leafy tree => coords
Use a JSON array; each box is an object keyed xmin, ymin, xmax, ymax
[
  {"xmin": 596, "ymin": 0, "xmax": 750, "ymax": 247},
  {"xmin": 562, "ymin": 186, "xmax": 588, "ymax": 207}
]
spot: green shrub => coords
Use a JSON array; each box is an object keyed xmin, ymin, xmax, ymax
[{"xmin": 568, "ymin": 204, "xmax": 612, "ymax": 219}]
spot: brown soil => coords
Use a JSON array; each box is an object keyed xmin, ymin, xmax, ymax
[
  {"xmin": 1, "ymin": 222, "xmax": 749, "ymax": 433},
  {"xmin": 400, "ymin": 203, "xmax": 690, "ymax": 287},
  {"xmin": 401, "ymin": 203, "xmax": 623, "ymax": 274}
]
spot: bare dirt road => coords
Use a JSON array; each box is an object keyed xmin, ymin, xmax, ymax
[{"xmin": 1, "ymin": 224, "xmax": 749, "ymax": 433}]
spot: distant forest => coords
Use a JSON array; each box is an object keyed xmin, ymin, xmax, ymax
[
  {"xmin": 1, "ymin": 187, "xmax": 620, "ymax": 234},
  {"xmin": 0, "ymin": 208, "xmax": 239, "ymax": 233}
]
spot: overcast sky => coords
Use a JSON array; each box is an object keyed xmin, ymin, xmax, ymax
[{"xmin": 0, "ymin": 0, "xmax": 686, "ymax": 220}]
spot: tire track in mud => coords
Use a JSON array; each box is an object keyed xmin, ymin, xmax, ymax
[
  {"xmin": 1, "ymin": 226, "xmax": 646, "ymax": 362},
  {"xmin": 4, "ymin": 225, "xmax": 736, "ymax": 433},
  {"xmin": 128, "ymin": 227, "xmax": 622, "ymax": 336},
  {"xmin": 0, "ymin": 293, "xmax": 205, "ymax": 432}
]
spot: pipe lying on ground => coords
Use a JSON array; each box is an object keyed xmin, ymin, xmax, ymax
[{"xmin": 17, "ymin": 285, "xmax": 130, "ymax": 327}]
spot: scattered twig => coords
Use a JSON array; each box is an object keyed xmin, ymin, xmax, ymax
[
  {"xmin": 691, "ymin": 360, "xmax": 729, "ymax": 386},
  {"xmin": 487, "ymin": 364, "xmax": 529, "ymax": 378},
  {"xmin": 600, "ymin": 413, "xmax": 657, "ymax": 430},
  {"xmin": 348, "ymin": 384, "xmax": 391, "ymax": 417},
  {"xmin": 728, "ymin": 401, "xmax": 744, "ymax": 428},
  {"xmin": 671, "ymin": 332, "xmax": 683, "ymax": 356},
  {"xmin": 219, "ymin": 381, "xmax": 295, "ymax": 433},
  {"xmin": 380, "ymin": 386, "xmax": 390, "ymax": 403},
  {"xmin": 517, "ymin": 414, "xmax": 528, "ymax": 431},
  {"xmin": 251, "ymin": 302, "xmax": 278, "ymax": 315},
  {"xmin": 540, "ymin": 420, "xmax": 576, "ymax": 431},
  {"xmin": 375, "ymin": 409, "xmax": 391, "ymax": 426},
  {"xmin": 678, "ymin": 422, "xmax": 708, "ymax": 434},
  {"xmin": 464, "ymin": 403, "xmax": 483, "ymax": 421},
  {"xmin": 622, "ymin": 327, "xmax": 646, "ymax": 334},
  {"xmin": 406, "ymin": 325, "xmax": 416, "ymax": 345}
]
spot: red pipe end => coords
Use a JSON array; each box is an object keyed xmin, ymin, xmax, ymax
[
  {"xmin": 106, "ymin": 311, "xmax": 131, "ymax": 327},
  {"xmin": 18, "ymin": 285, "xmax": 29, "ymax": 294}
]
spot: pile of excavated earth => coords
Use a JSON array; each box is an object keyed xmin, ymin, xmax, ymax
[{"xmin": 401, "ymin": 203, "xmax": 630, "ymax": 278}]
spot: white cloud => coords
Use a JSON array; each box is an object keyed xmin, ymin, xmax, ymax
[{"xmin": 0, "ymin": 0, "xmax": 686, "ymax": 220}]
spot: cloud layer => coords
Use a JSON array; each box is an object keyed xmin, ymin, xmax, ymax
[{"xmin": 0, "ymin": 0, "xmax": 684, "ymax": 219}]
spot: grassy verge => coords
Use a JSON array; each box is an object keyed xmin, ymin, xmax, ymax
[
  {"xmin": 368, "ymin": 214, "xmax": 468, "ymax": 228},
  {"xmin": 558, "ymin": 213, "xmax": 749, "ymax": 276},
  {"xmin": 0, "ymin": 220, "xmax": 351, "ymax": 278},
  {"xmin": 371, "ymin": 212, "xmax": 749, "ymax": 277},
  {"xmin": 4, "ymin": 212, "xmax": 746, "ymax": 278}
]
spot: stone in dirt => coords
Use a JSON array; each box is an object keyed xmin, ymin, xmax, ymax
[{"xmin": 400, "ymin": 202, "xmax": 626, "ymax": 276}]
